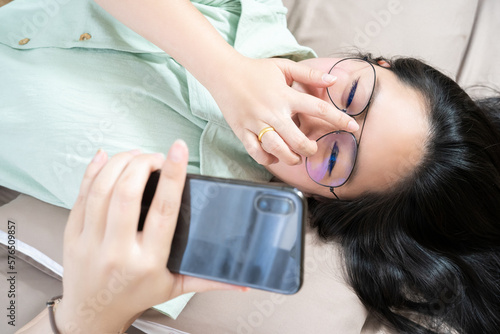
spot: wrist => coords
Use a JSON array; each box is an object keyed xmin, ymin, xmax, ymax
[
  {"xmin": 54, "ymin": 299, "xmax": 129, "ymax": 334},
  {"xmin": 194, "ymin": 48, "xmax": 247, "ymax": 91},
  {"xmin": 53, "ymin": 299, "xmax": 84, "ymax": 334}
]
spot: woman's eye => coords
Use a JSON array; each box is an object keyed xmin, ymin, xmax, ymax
[
  {"xmin": 346, "ymin": 78, "xmax": 360, "ymax": 109},
  {"xmin": 327, "ymin": 142, "xmax": 339, "ymax": 176}
]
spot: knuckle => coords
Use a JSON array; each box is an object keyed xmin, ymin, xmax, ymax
[
  {"xmin": 307, "ymin": 68, "xmax": 317, "ymax": 82},
  {"xmin": 293, "ymin": 137, "xmax": 309, "ymax": 152},
  {"xmin": 317, "ymin": 101, "xmax": 330, "ymax": 117},
  {"xmin": 286, "ymin": 153, "xmax": 301, "ymax": 165},
  {"xmin": 156, "ymin": 198, "xmax": 179, "ymax": 218},
  {"xmin": 266, "ymin": 140, "xmax": 283, "ymax": 154},
  {"xmin": 117, "ymin": 151, "xmax": 136, "ymax": 159},
  {"xmin": 114, "ymin": 180, "xmax": 139, "ymax": 203},
  {"xmin": 115, "ymin": 184, "xmax": 138, "ymax": 203},
  {"xmin": 99, "ymin": 254, "xmax": 121, "ymax": 275},
  {"xmin": 252, "ymin": 155, "xmax": 265, "ymax": 165},
  {"xmin": 108, "ymin": 151, "xmax": 133, "ymax": 165},
  {"xmin": 89, "ymin": 182, "xmax": 111, "ymax": 199},
  {"xmin": 266, "ymin": 114, "xmax": 282, "ymax": 125},
  {"xmin": 137, "ymin": 258, "xmax": 157, "ymax": 276},
  {"xmin": 244, "ymin": 141, "xmax": 261, "ymax": 158},
  {"xmin": 259, "ymin": 155, "xmax": 276, "ymax": 166},
  {"xmin": 252, "ymin": 152, "xmax": 272, "ymax": 165}
]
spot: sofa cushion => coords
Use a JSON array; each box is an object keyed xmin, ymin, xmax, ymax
[
  {"xmin": 283, "ymin": 0, "xmax": 478, "ymax": 80},
  {"xmin": 456, "ymin": 0, "xmax": 500, "ymax": 97}
]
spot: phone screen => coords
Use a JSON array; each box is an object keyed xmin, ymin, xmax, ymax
[{"xmin": 139, "ymin": 172, "xmax": 306, "ymax": 294}]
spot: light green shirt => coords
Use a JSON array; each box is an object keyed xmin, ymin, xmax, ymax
[
  {"xmin": 0, "ymin": 0, "xmax": 315, "ymax": 319},
  {"xmin": 0, "ymin": 0, "xmax": 315, "ymax": 209}
]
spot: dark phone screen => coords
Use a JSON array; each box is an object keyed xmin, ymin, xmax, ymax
[{"xmin": 139, "ymin": 172, "xmax": 305, "ymax": 294}]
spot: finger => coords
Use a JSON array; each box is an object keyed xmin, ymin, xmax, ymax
[
  {"xmin": 142, "ymin": 140, "xmax": 189, "ymax": 259},
  {"xmin": 65, "ymin": 149, "xmax": 108, "ymax": 241},
  {"xmin": 272, "ymin": 118, "xmax": 318, "ymax": 158},
  {"xmin": 241, "ymin": 130, "xmax": 278, "ymax": 166},
  {"xmin": 292, "ymin": 92, "xmax": 359, "ymax": 133},
  {"xmin": 82, "ymin": 150, "xmax": 141, "ymax": 241},
  {"xmin": 171, "ymin": 274, "xmax": 248, "ymax": 297},
  {"xmin": 105, "ymin": 153, "xmax": 165, "ymax": 247},
  {"xmin": 259, "ymin": 128, "xmax": 303, "ymax": 165},
  {"xmin": 279, "ymin": 59, "xmax": 337, "ymax": 87}
]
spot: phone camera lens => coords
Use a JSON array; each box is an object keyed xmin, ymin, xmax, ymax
[
  {"xmin": 257, "ymin": 198, "xmax": 270, "ymax": 211},
  {"xmin": 276, "ymin": 200, "xmax": 292, "ymax": 215}
]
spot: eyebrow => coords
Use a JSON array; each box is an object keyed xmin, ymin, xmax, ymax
[{"xmin": 348, "ymin": 74, "xmax": 381, "ymax": 185}]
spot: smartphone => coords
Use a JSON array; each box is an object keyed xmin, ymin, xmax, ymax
[{"xmin": 138, "ymin": 171, "xmax": 306, "ymax": 295}]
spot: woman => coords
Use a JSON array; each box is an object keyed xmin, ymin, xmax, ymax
[
  {"xmin": 300, "ymin": 56, "xmax": 500, "ymax": 333},
  {"xmin": 2, "ymin": 1, "xmax": 499, "ymax": 333}
]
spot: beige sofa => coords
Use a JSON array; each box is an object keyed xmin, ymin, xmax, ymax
[
  {"xmin": 284, "ymin": 0, "xmax": 500, "ymax": 98},
  {"xmin": 1, "ymin": 0, "xmax": 499, "ymax": 333}
]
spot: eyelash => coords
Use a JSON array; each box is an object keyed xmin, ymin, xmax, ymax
[
  {"xmin": 327, "ymin": 142, "xmax": 339, "ymax": 176},
  {"xmin": 346, "ymin": 78, "xmax": 360, "ymax": 109}
]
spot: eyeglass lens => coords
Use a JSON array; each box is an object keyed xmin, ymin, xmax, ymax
[
  {"xmin": 306, "ymin": 132, "xmax": 357, "ymax": 187},
  {"xmin": 327, "ymin": 58, "xmax": 375, "ymax": 116},
  {"xmin": 306, "ymin": 59, "xmax": 375, "ymax": 188}
]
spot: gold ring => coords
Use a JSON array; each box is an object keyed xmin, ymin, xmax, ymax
[{"xmin": 258, "ymin": 126, "xmax": 275, "ymax": 142}]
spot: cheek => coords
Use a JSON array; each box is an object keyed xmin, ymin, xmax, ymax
[
  {"xmin": 266, "ymin": 161, "xmax": 332, "ymax": 197},
  {"xmin": 266, "ymin": 162, "xmax": 308, "ymax": 188}
]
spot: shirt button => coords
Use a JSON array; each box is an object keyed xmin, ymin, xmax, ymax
[
  {"xmin": 79, "ymin": 33, "xmax": 92, "ymax": 41},
  {"xmin": 18, "ymin": 38, "xmax": 30, "ymax": 45}
]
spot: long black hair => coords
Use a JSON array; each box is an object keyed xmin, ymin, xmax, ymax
[{"xmin": 308, "ymin": 56, "xmax": 500, "ymax": 333}]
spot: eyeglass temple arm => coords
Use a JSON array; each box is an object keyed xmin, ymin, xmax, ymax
[{"xmin": 329, "ymin": 187, "xmax": 340, "ymax": 200}]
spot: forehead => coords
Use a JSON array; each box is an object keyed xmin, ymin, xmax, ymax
[{"xmin": 336, "ymin": 67, "xmax": 429, "ymax": 199}]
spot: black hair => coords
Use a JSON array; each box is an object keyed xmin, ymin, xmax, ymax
[{"xmin": 308, "ymin": 56, "xmax": 500, "ymax": 333}]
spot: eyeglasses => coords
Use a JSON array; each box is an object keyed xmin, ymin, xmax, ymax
[{"xmin": 305, "ymin": 58, "xmax": 377, "ymax": 198}]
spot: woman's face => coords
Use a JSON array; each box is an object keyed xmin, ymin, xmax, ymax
[{"xmin": 265, "ymin": 58, "xmax": 430, "ymax": 199}]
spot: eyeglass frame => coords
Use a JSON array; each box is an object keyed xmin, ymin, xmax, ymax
[{"xmin": 306, "ymin": 57, "xmax": 377, "ymax": 199}]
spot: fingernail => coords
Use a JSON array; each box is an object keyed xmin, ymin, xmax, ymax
[
  {"xmin": 347, "ymin": 120, "xmax": 359, "ymax": 132},
  {"xmin": 92, "ymin": 148, "xmax": 105, "ymax": 163},
  {"xmin": 322, "ymin": 74, "xmax": 337, "ymax": 84},
  {"xmin": 168, "ymin": 139, "xmax": 187, "ymax": 163}
]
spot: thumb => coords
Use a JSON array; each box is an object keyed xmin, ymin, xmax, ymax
[{"xmin": 281, "ymin": 60, "xmax": 337, "ymax": 87}]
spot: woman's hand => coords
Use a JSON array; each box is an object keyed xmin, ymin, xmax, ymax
[
  {"xmin": 92, "ymin": 0, "xmax": 357, "ymax": 167},
  {"xmin": 208, "ymin": 56, "xmax": 359, "ymax": 166},
  {"xmin": 54, "ymin": 141, "xmax": 243, "ymax": 334}
]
